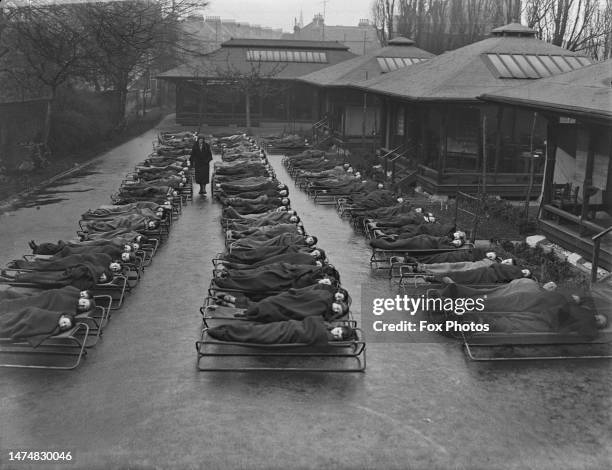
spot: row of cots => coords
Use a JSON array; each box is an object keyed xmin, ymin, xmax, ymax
[
  {"xmin": 0, "ymin": 131, "xmax": 195, "ymax": 369},
  {"xmin": 195, "ymin": 135, "xmax": 366, "ymax": 371}
]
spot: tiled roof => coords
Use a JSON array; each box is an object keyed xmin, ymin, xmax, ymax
[
  {"xmin": 480, "ymin": 59, "xmax": 612, "ymax": 121},
  {"xmin": 158, "ymin": 39, "xmax": 356, "ymax": 80},
  {"xmin": 353, "ymin": 32, "xmax": 589, "ymax": 101},
  {"xmin": 296, "ymin": 38, "xmax": 434, "ymax": 87}
]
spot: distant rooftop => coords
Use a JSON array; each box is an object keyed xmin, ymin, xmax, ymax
[
  {"xmin": 282, "ymin": 14, "xmax": 381, "ymax": 55},
  {"xmin": 221, "ymin": 38, "xmax": 350, "ymax": 50}
]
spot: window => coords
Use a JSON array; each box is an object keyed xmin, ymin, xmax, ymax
[
  {"xmin": 484, "ymin": 54, "xmax": 591, "ymax": 79},
  {"xmin": 246, "ymin": 49, "xmax": 328, "ymax": 63},
  {"xmin": 376, "ymin": 57, "xmax": 427, "ymax": 73}
]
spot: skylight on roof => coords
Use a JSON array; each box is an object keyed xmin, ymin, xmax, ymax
[
  {"xmin": 377, "ymin": 57, "xmax": 427, "ymax": 73},
  {"xmin": 246, "ymin": 50, "xmax": 328, "ymax": 63},
  {"xmin": 484, "ymin": 53, "xmax": 590, "ymax": 79}
]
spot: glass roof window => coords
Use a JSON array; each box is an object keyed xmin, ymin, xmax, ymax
[{"xmin": 246, "ymin": 50, "xmax": 328, "ymax": 63}]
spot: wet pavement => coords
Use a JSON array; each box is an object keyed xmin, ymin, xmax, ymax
[{"xmin": 0, "ymin": 121, "xmax": 611, "ymax": 470}]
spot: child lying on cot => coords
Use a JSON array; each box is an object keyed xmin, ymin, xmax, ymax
[
  {"xmin": 5, "ymin": 253, "xmax": 124, "ymax": 281},
  {"xmin": 222, "ymin": 245, "xmax": 322, "ymax": 265},
  {"xmin": 227, "ymin": 213, "xmax": 300, "ymax": 230},
  {"xmin": 401, "ymin": 247, "xmax": 489, "ymax": 264},
  {"xmin": 82, "ymin": 200, "xmax": 172, "ymax": 220},
  {"xmin": 226, "ymin": 223, "xmax": 302, "ymax": 241},
  {"xmin": 222, "ymin": 205, "xmax": 291, "ymax": 221},
  {"xmin": 218, "ymin": 250, "xmax": 326, "ymax": 270},
  {"xmin": 222, "ymin": 197, "xmax": 290, "ymax": 215},
  {"xmin": 80, "ymin": 213, "xmax": 160, "ymax": 233},
  {"xmin": 217, "ymin": 186, "xmax": 288, "ymax": 203},
  {"xmin": 0, "ymin": 286, "xmax": 95, "ymax": 314},
  {"xmin": 229, "ymin": 233, "xmax": 316, "ymax": 251},
  {"xmin": 28, "ymin": 234, "xmax": 146, "ymax": 255},
  {"xmin": 370, "ymin": 232, "xmax": 467, "ymax": 250},
  {"xmin": 403, "ymin": 252, "xmax": 514, "ymax": 274},
  {"xmin": 10, "ymin": 245, "xmax": 136, "ymax": 268},
  {"xmin": 431, "ymin": 279, "xmax": 608, "ymax": 337},
  {"xmin": 0, "ymin": 287, "xmax": 93, "ymax": 346},
  {"xmin": 372, "ymin": 222, "xmax": 456, "ymax": 240},
  {"xmin": 216, "ymin": 178, "xmax": 286, "ymax": 194},
  {"xmin": 207, "ymin": 316, "xmax": 356, "ymax": 346},
  {"xmin": 214, "ymin": 284, "xmax": 350, "ymax": 322},
  {"xmin": 426, "ymin": 262, "xmax": 531, "ymax": 284},
  {"xmin": 212, "ymin": 264, "xmax": 339, "ymax": 294}
]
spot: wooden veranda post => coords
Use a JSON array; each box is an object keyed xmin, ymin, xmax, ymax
[
  {"xmin": 524, "ymin": 112, "xmax": 538, "ymax": 219},
  {"xmin": 493, "ymin": 106, "xmax": 503, "ymax": 184},
  {"xmin": 481, "ymin": 113, "xmax": 487, "ymax": 197},
  {"xmin": 580, "ymin": 128, "xmax": 596, "ymax": 228}
]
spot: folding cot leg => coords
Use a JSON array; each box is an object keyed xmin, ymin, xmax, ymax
[{"xmin": 0, "ymin": 323, "xmax": 90, "ymax": 370}]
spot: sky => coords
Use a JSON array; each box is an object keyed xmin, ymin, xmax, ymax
[{"xmin": 203, "ymin": 0, "xmax": 374, "ymax": 32}]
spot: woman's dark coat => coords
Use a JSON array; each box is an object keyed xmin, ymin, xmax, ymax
[{"xmin": 190, "ymin": 140, "xmax": 213, "ymax": 185}]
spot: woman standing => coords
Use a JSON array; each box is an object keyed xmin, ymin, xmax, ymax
[{"xmin": 190, "ymin": 135, "xmax": 213, "ymax": 195}]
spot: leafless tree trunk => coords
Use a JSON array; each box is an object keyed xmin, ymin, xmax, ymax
[
  {"xmin": 371, "ymin": 0, "xmax": 396, "ymax": 45},
  {"xmin": 523, "ymin": 0, "xmax": 608, "ymax": 57}
]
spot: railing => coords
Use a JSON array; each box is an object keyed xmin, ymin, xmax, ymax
[
  {"xmin": 454, "ymin": 191, "xmax": 484, "ymax": 243},
  {"xmin": 311, "ymin": 117, "xmax": 330, "ymax": 144},
  {"xmin": 417, "ymin": 165, "xmax": 543, "ymax": 182},
  {"xmin": 592, "ymin": 226, "xmax": 612, "ymax": 283},
  {"xmin": 379, "ymin": 144, "xmax": 415, "ymax": 183}
]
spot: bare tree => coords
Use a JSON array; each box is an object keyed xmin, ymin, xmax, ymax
[
  {"xmin": 75, "ymin": 0, "xmax": 205, "ymax": 127},
  {"xmin": 1, "ymin": 3, "xmax": 87, "ymax": 145},
  {"xmin": 524, "ymin": 0, "xmax": 609, "ymax": 57},
  {"xmin": 371, "ymin": 0, "xmax": 397, "ymax": 45}
]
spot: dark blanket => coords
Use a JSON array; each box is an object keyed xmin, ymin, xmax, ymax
[
  {"xmin": 207, "ymin": 316, "xmax": 330, "ymax": 347},
  {"xmin": 13, "ymin": 265, "xmax": 99, "ymax": 291},
  {"xmin": 10, "ymin": 253, "xmax": 112, "ymax": 278},
  {"xmin": 351, "ymin": 190, "xmax": 397, "ymax": 209},
  {"xmin": 224, "ymin": 245, "xmax": 309, "ymax": 264},
  {"xmin": 0, "ymin": 286, "xmax": 81, "ymax": 313},
  {"xmin": 370, "ymin": 212, "xmax": 424, "ymax": 227},
  {"xmin": 352, "ymin": 201, "xmax": 413, "ymax": 219},
  {"xmin": 241, "ymin": 285, "xmax": 336, "ymax": 322},
  {"xmin": 370, "ymin": 235, "xmax": 451, "ymax": 250},
  {"xmin": 227, "ymin": 214, "xmax": 295, "ymax": 230},
  {"xmin": 220, "ymin": 180, "xmax": 277, "ymax": 194},
  {"xmin": 416, "ymin": 248, "xmax": 487, "ymax": 264},
  {"xmin": 220, "ymin": 188, "xmax": 283, "ymax": 202},
  {"xmin": 224, "ymin": 202, "xmax": 281, "ymax": 215},
  {"xmin": 18, "ymin": 245, "xmax": 122, "ymax": 264},
  {"xmin": 81, "ymin": 214, "xmax": 153, "ymax": 233},
  {"xmin": 223, "ymin": 253, "xmax": 317, "ymax": 270},
  {"xmin": 396, "ymin": 223, "xmax": 455, "ymax": 239},
  {"xmin": 224, "ymin": 209, "xmax": 292, "ymax": 226},
  {"xmin": 215, "ymin": 263, "xmax": 322, "ymax": 292},
  {"xmin": 230, "ymin": 233, "xmax": 307, "ymax": 250},
  {"xmin": 0, "ymin": 307, "xmax": 68, "ymax": 346},
  {"xmin": 437, "ymin": 280, "xmax": 598, "ymax": 336},
  {"xmin": 83, "ymin": 202, "xmax": 160, "ymax": 219},
  {"xmin": 436, "ymin": 263, "xmax": 525, "ymax": 284},
  {"xmin": 230, "ymin": 224, "xmax": 299, "ymax": 240}
]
